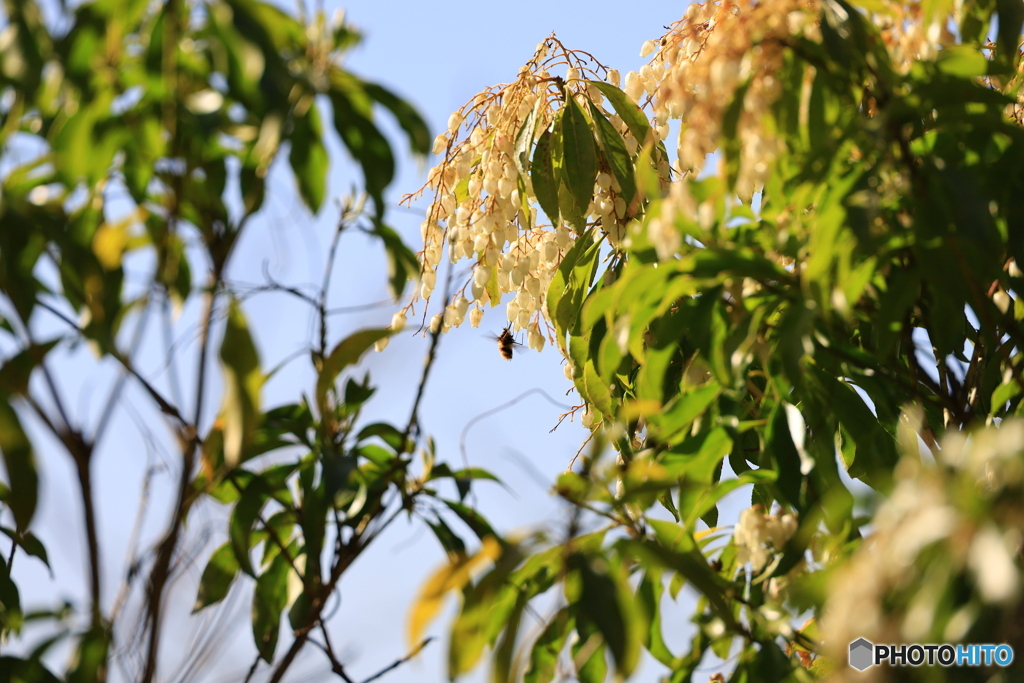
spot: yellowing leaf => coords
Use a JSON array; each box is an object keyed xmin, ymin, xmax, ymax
[
  {"xmin": 407, "ymin": 535, "xmax": 501, "ymax": 648},
  {"xmin": 92, "ymin": 208, "xmax": 147, "ymax": 270},
  {"xmin": 219, "ymin": 301, "xmax": 263, "ymax": 467}
]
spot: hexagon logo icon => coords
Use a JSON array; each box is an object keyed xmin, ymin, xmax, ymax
[{"xmin": 849, "ymin": 638, "xmax": 874, "ymax": 671}]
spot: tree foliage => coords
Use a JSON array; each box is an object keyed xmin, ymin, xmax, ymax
[
  {"xmin": 5, "ymin": 0, "xmax": 1024, "ymax": 681},
  {"xmin": 0, "ymin": 1, "xmax": 473, "ymax": 681},
  {"xmin": 406, "ymin": 0, "xmax": 1024, "ymax": 680}
]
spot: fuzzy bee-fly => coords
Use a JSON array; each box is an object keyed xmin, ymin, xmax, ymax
[{"xmin": 491, "ymin": 326, "xmax": 522, "ymax": 360}]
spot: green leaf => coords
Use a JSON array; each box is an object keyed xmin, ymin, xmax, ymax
[
  {"xmin": 568, "ymin": 552, "xmax": 642, "ymax": 677},
  {"xmin": 649, "ymin": 383, "xmax": 722, "ymax": 444},
  {"xmin": 371, "ymin": 223, "xmax": 419, "ymax": 298},
  {"xmin": 329, "ymin": 84, "xmax": 395, "ymax": 217},
  {"xmin": 622, "ymin": 537, "xmax": 741, "ymax": 632},
  {"xmin": 996, "ymin": 0, "xmax": 1024, "ymax": 68},
  {"xmin": 514, "ymin": 103, "xmax": 539, "ymax": 177},
  {"xmin": 810, "ymin": 368, "xmax": 897, "ymax": 490},
  {"xmin": 363, "ymin": 82, "xmax": 432, "ymax": 156},
  {"xmin": 0, "ymin": 554, "xmax": 21, "ymax": 619},
  {"xmin": 637, "ymin": 570, "xmax": 676, "ymax": 667},
  {"xmin": 585, "ymin": 81, "xmax": 652, "ymax": 149},
  {"xmin": 289, "ymin": 102, "xmax": 329, "ymax": 212},
  {"xmin": 427, "ymin": 516, "xmax": 466, "ymax": 556},
  {"xmin": 0, "ymin": 656, "xmax": 61, "ymax": 683},
  {"xmin": 230, "ymin": 478, "xmax": 271, "ymax": 577},
  {"xmin": 560, "ymin": 93, "xmax": 598, "ymax": 221},
  {"xmin": 0, "ymin": 401, "xmax": 37, "ymax": 532},
  {"xmin": 588, "ymin": 100, "xmax": 638, "ymax": 207},
  {"xmin": 252, "ymin": 547, "xmax": 291, "ymax": 663},
  {"xmin": 356, "ymin": 422, "xmax": 405, "ymax": 450},
  {"xmin": 547, "ymin": 229, "xmax": 602, "ymax": 350},
  {"xmin": 219, "ymin": 300, "xmax": 263, "ymax": 468},
  {"xmin": 0, "ymin": 528, "xmax": 49, "ymax": 574},
  {"xmin": 443, "ymin": 499, "xmax": 497, "ymax": 541},
  {"xmin": 0, "ymin": 340, "xmax": 60, "ymax": 397},
  {"xmin": 571, "ymin": 616, "xmax": 608, "ymax": 683},
  {"xmin": 449, "ymin": 559, "xmax": 520, "ymax": 679},
  {"xmin": 936, "ymin": 46, "xmax": 990, "ymax": 77},
  {"xmin": 194, "ymin": 542, "xmax": 240, "ymax": 612},
  {"xmin": 524, "ymin": 607, "xmax": 575, "ymax": 683},
  {"xmin": 767, "ymin": 405, "xmax": 804, "ymax": 511},
  {"xmin": 66, "ymin": 626, "xmax": 109, "ymax": 683},
  {"xmin": 315, "ymin": 328, "xmax": 391, "ymax": 414},
  {"xmin": 531, "ymin": 127, "xmax": 561, "ymax": 226}
]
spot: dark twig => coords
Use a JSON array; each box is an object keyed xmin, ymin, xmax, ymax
[
  {"xmin": 360, "ymin": 637, "xmax": 435, "ymax": 683},
  {"xmin": 310, "ymin": 626, "xmax": 356, "ymax": 683},
  {"xmin": 93, "ymin": 294, "xmax": 154, "ymax": 447},
  {"xmin": 141, "ymin": 275, "xmax": 218, "ymax": 683},
  {"xmin": 242, "ymin": 653, "xmax": 261, "ymax": 683}
]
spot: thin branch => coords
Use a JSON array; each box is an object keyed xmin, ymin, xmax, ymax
[
  {"xmin": 360, "ymin": 637, "xmax": 435, "ymax": 683},
  {"xmin": 92, "ymin": 294, "xmax": 154, "ymax": 447},
  {"xmin": 141, "ymin": 276, "xmax": 218, "ymax": 683},
  {"xmin": 459, "ymin": 388, "xmax": 573, "ymax": 467},
  {"xmin": 310, "ymin": 625, "xmax": 356, "ymax": 683},
  {"xmin": 36, "ymin": 296, "xmax": 194, "ymax": 434},
  {"xmin": 319, "ymin": 216, "xmax": 348, "ymax": 357},
  {"xmin": 326, "ymin": 300, "xmax": 395, "ymax": 316},
  {"xmin": 242, "ymin": 653, "xmax": 261, "ymax": 683}
]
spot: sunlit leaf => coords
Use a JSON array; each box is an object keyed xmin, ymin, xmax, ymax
[
  {"xmin": 407, "ymin": 536, "xmax": 501, "ymax": 648},
  {"xmin": 531, "ymin": 127, "xmax": 560, "ymax": 226},
  {"xmin": 219, "ymin": 300, "xmax": 263, "ymax": 468},
  {"xmin": 560, "ymin": 93, "xmax": 597, "ymax": 224}
]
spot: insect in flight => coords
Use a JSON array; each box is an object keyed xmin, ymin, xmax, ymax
[{"xmin": 491, "ymin": 326, "xmax": 522, "ymax": 360}]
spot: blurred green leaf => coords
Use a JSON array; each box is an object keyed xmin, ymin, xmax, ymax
[
  {"xmin": 289, "ymin": 102, "xmax": 329, "ymax": 212},
  {"xmin": 329, "ymin": 84, "xmax": 395, "ymax": 217},
  {"xmin": 568, "ymin": 552, "xmax": 642, "ymax": 676},
  {"xmin": 0, "ymin": 401, "xmax": 37, "ymax": 532},
  {"xmin": 194, "ymin": 542, "xmax": 240, "ymax": 612},
  {"xmin": 363, "ymin": 82, "xmax": 432, "ymax": 156},
  {"xmin": 252, "ymin": 546, "xmax": 291, "ymax": 663},
  {"xmin": 524, "ymin": 607, "xmax": 574, "ymax": 683},
  {"xmin": 219, "ymin": 300, "xmax": 263, "ymax": 468},
  {"xmin": 315, "ymin": 328, "xmax": 391, "ymax": 414}
]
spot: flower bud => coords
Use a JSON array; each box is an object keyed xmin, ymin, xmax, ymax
[
  {"xmin": 447, "ymin": 112, "xmax": 463, "ymax": 134},
  {"xmin": 470, "ymin": 307, "xmax": 484, "ymax": 328},
  {"xmin": 432, "ymin": 134, "xmax": 448, "ymax": 156},
  {"xmin": 391, "ymin": 311, "xmax": 407, "ymax": 332},
  {"xmin": 528, "ymin": 322, "xmax": 545, "ymax": 351}
]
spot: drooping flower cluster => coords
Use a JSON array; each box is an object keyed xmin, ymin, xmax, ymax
[
  {"xmin": 629, "ymin": 0, "xmax": 824, "ymax": 198},
  {"xmin": 401, "ymin": 37, "xmax": 638, "ymax": 342},
  {"xmin": 399, "ymin": 0, "xmax": 988, "ymax": 343},
  {"xmin": 821, "ymin": 420, "xmax": 1024, "ymax": 679},
  {"xmin": 733, "ymin": 504, "xmax": 799, "ymax": 572}
]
